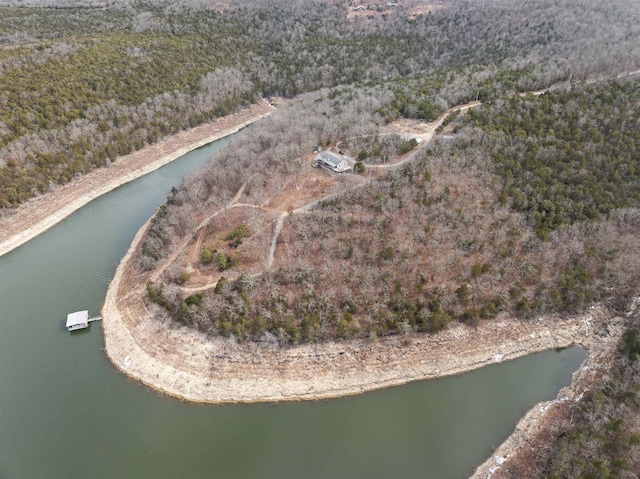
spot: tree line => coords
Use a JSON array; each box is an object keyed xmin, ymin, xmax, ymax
[
  {"xmin": 2, "ymin": 0, "xmax": 640, "ymax": 209},
  {"xmin": 464, "ymin": 79, "xmax": 640, "ymax": 239},
  {"xmin": 144, "ymin": 79, "xmax": 640, "ymax": 345}
]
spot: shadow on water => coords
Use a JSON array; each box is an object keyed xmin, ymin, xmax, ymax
[{"xmin": 65, "ymin": 326, "xmax": 93, "ymax": 336}]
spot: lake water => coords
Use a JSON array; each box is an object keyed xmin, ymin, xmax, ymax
[{"xmin": 0, "ymin": 133, "xmax": 586, "ymax": 479}]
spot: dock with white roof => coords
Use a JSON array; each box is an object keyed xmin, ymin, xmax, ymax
[{"xmin": 66, "ymin": 310, "xmax": 101, "ymax": 332}]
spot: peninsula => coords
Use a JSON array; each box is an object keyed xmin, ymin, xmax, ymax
[{"xmin": 3, "ymin": 0, "xmax": 640, "ymax": 475}]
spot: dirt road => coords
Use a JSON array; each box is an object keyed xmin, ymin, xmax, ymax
[{"xmin": 100, "ymin": 85, "xmax": 626, "ymax": 405}]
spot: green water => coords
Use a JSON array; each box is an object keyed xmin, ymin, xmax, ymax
[{"xmin": 0, "ymin": 133, "xmax": 586, "ymax": 479}]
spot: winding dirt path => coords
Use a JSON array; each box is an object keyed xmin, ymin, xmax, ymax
[
  {"xmin": 267, "ymin": 212, "xmax": 287, "ymax": 269},
  {"xmin": 149, "ymin": 184, "xmax": 246, "ymax": 282},
  {"xmin": 101, "ymin": 82, "xmax": 626, "ymax": 403},
  {"xmin": 113, "ymin": 73, "xmax": 640, "ymax": 307}
]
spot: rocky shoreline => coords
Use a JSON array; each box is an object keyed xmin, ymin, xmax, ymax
[
  {"xmin": 102, "ymin": 216, "xmax": 620, "ymax": 404},
  {"xmin": 470, "ymin": 313, "xmax": 626, "ymax": 478},
  {"xmin": 0, "ymin": 101, "xmax": 273, "ymax": 258},
  {"xmin": 102, "ymin": 213, "xmax": 626, "ymax": 477}
]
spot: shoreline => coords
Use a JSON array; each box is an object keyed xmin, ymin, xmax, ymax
[
  {"xmin": 94, "ymin": 91, "xmax": 629, "ymax": 477},
  {"xmin": 470, "ymin": 312, "xmax": 626, "ymax": 479},
  {"xmin": 102, "ymin": 212, "xmax": 620, "ymax": 404},
  {"xmin": 0, "ymin": 101, "xmax": 273, "ymax": 258},
  {"xmin": 102, "ymin": 213, "xmax": 625, "ymax": 476}
]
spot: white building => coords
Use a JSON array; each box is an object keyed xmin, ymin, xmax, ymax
[
  {"xmin": 314, "ymin": 151, "xmax": 351, "ymax": 173},
  {"xmin": 66, "ymin": 310, "xmax": 89, "ymax": 331}
]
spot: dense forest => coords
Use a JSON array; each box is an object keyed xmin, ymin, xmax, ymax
[
  {"xmin": 140, "ymin": 75, "xmax": 640, "ymax": 477},
  {"xmin": 4, "ymin": 0, "xmax": 640, "ymax": 473},
  {"xmin": 464, "ymin": 82, "xmax": 640, "ymax": 239},
  {"xmin": 144, "ymin": 79, "xmax": 640, "ymax": 343},
  {"xmin": 2, "ymin": 0, "xmax": 640, "ymax": 208}
]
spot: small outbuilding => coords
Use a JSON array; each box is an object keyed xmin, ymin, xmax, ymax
[
  {"xmin": 314, "ymin": 151, "xmax": 351, "ymax": 173},
  {"xmin": 66, "ymin": 310, "xmax": 89, "ymax": 331}
]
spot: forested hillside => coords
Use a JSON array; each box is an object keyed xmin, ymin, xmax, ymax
[
  {"xmin": 142, "ymin": 79, "xmax": 640, "ymax": 343},
  {"xmin": 464, "ymin": 81, "xmax": 640, "ymax": 239},
  {"xmin": 138, "ymin": 77, "xmax": 640, "ymax": 477},
  {"xmin": 2, "ymin": 0, "xmax": 640, "ymax": 208},
  {"xmin": 10, "ymin": 0, "xmax": 638, "ymax": 472}
]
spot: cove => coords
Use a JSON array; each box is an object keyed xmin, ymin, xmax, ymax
[{"xmin": 0, "ymin": 132, "xmax": 586, "ymax": 479}]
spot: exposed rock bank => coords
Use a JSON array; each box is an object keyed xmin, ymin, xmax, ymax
[
  {"xmin": 0, "ymin": 101, "xmax": 273, "ymax": 258},
  {"xmin": 470, "ymin": 311, "xmax": 627, "ymax": 479},
  {"xmin": 103, "ymin": 216, "xmax": 618, "ymax": 404}
]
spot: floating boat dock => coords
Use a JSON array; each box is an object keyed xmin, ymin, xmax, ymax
[{"xmin": 66, "ymin": 310, "xmax": 101, "ymax": 332}]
